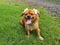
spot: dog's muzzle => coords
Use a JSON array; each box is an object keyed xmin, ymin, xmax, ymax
[
  {"xmin": 26, "ymin": 16, "xmax": 32, "ymax": 25},
  {"xmin": 27, "ymin": 16, "xmax": 31, "ymax": 19}
]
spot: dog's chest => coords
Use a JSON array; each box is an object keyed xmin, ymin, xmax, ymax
[{"xmin": 28, "ymin": 24, "xmax": 35, "ymax": 31}]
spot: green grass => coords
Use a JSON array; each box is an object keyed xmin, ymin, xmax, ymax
[
  {"xmin": 46, "ymin": 0, "xmax": 60, "ymax": 2},
  {"xmin": 0, "ymin": 3, "xmax": 60, "ymax": 45}
]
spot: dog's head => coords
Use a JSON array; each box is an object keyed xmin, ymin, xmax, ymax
[{"xmin": 21, "ymin": 8, "xmax": 40, "ymax": 25}]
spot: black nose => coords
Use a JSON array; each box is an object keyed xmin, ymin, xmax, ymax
[{"xmin": 27, "ymin": 16, "xmax": 30, "ymax": 19}]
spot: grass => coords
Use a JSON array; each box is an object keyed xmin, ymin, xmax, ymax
[
  {"xmin": 46, "ymin": 0, "xmax": 60, "ymax": 2},
  {"xmin": 0, "ymin": 3, "xmax": 60, "ymax": 45}
]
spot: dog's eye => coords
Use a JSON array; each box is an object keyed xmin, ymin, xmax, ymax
[
  {"xmin": 25, "ymin": 13, "xmax": 28, "ymax": 15},
  {"xmin": 32, "ymin": 17, "xmax": 34, "ymax": 19},
  {"xmin": 31, "ymin": 13, "xmax": 33, "ymax": 15}
]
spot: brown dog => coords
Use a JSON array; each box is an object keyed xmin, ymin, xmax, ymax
[{"xmin": 20, "ymin": 8, "xmax": 44, "ymax": 40}]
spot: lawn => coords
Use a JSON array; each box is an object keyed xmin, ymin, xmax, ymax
[
  {"xmin": 0, "ymin": 3, "xmax": 60, "ymax": 45},
  {"xmin": 46, "ymin": 0, "xmax": 60, "ymax": 2}
]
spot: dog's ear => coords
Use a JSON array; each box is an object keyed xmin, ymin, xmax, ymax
[
  {"xmin": 37, "ymin": 11, "xmax": 40, "ymax": 17},
  {"xmin": 21, "ymin": 8, "xmax": 28, "ymax": 16},
  {"xmin": 33, "ymin": 9, "xmax": 40, "ymax": 17},
  {"xmin": 21, "ymin": 13, "xmax": 24, "ymax": 16}
]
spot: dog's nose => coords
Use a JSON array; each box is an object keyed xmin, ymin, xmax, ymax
[{"xmin": 27, "ymin": 16, "xmax": 30, "ymax": 19}]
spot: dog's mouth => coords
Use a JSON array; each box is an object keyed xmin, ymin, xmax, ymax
[
  {"xmin": 26, "ymin": 19, "xmax": 31, "ymax": 24},
  {"xmin": 25, "ymin": 16, "xmax": 34, "ymax": 24}
]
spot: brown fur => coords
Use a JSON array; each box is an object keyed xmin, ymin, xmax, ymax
[{"xmin": 20, "ymin": 9, "xmax": 44, "ymax": 40}]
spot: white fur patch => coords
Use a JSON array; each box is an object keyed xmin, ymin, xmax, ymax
[
  {"xmin": 33, "ymin": 9, "xmax": 38, "ymax": 14},
  {"xmin": 23, "ymin": 8, "xmax": 28, "ymax": 13}
]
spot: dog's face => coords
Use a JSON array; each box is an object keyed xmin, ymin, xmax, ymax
[{"xmin": 21, "ymin": 8, "xmax": 40, "ymax": 25}]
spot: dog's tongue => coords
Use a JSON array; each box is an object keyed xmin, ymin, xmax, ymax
[{"xmin": 26, "ymin": 19, "xmax": 31, "ymax": 24}]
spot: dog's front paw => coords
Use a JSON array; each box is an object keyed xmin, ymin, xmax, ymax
[
  {"xmin": 39, "ymin": 36, "xmax": 44, "ymax": 41},
  {"xmin": 27, "ymin": 35, "xmax": 30, "ymax": 39}
]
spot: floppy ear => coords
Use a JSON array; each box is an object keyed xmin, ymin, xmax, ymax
[
  {"xmin": 21, "ymin": 8, "xmax": 28, "ymax": 16},
  {"xmin": 21, "ymin": 13, "xmax": 24, "ymax": 16},
  {"xmin": 37, "ymin": 11, "xmax": 40, "ymax": 17},
  {"xmin": 33, "ymin": 9, "xmax": 40, "ymax": 17}
]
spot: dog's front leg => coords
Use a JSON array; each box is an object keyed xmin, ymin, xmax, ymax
[
  {"xmin": 36, "ymin": 28, "xmax": 44, "ymax": 41},
  {"xmin": 26, "ymin": 30, "xmax": 30, "ymax": 39},
  {"xmin": 25, "ymin": 25, "xmax": 30, "ymax": 39}
]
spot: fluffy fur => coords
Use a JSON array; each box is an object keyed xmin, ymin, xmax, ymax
[{"xmin": 20, "ymin": 8, "xmax": 44, "ymax": 40}]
